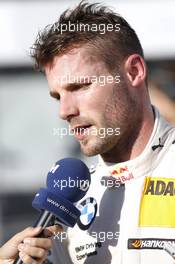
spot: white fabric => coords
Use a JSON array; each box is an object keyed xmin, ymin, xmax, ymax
[{"xmin": 52, "ymin": 107, "xmax": 175, "ymax": 264}]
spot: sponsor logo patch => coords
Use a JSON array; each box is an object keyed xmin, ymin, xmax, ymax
[
  {"xmin": 139, "ymin": 177, "xmax": 175, "ymax": 227},
  {"xmin": 128, "ymin": 238, "xmax": 175, "ymax": 250},
  {"xmin": 77, "ymin": 197, "xmax": 97, "ymax": 230},
  {"xmin": 109, "ymin": 165, "xmax": 134, "ymax": 183}
]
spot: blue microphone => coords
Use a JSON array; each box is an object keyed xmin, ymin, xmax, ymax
[{"xmin": 13, "ymin": 157, "xmax": 91, "ymax": 264}]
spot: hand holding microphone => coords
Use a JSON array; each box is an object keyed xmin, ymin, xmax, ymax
[
  {"xmin": 0, "ymin": 225, "xmax": 62, "ymax": 264},
  {"xmin": 0, "ymin": 158, "xmax": 90, "ymax": 264}
]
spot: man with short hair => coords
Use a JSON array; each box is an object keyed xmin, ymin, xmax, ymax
[{"xmin": 1, "ymin": 1, "xmax": 175, "ymax": 263}]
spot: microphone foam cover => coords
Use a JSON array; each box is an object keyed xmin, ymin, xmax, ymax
[{"xmin": 46, "ymin": 158, "xmax": 91, "ymax": 202}]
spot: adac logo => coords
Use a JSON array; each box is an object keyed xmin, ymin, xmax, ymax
[
  {"xmin": 132, "ymin": 240, "xmax": 142, "ymax": 248},
  {"xmin": 145, "ymin": 179, "xmax": 175, "ymax": 196},
  {"xmin": 77, "ymin": 197, "xmax": 97, "ymax": 230},
  {"xmin": 140, "ymin": 177, "xmax": 175, "ymax": 227},
  {"xmin": 109, "ymin": 165, "xmax": 134, "ymax": 183}
]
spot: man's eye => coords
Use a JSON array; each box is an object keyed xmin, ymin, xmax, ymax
[
  {"xmin": 69, "ymin": 82, "xmax": 91, "ymax": 91},
  {"xmin": 82, "ymin": 83, "xmax": 91, "ymax": 89},
  {"xmin": 55, "ymin": 96, "xmax": 60, "ymax": 101},
  {"xmin": 74, "ymin": 83, "xmax": 91, "ymax": 91},
  {"xmin": 52, "ymin": 95, "xmax": 60, "ymax": 101},
  {"xmin": 50, "ymin": 91, "xmax": 60, "ymax": 101}
]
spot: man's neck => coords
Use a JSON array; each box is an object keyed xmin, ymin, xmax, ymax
[{"xmin": 101, "ymin": 106, "xmax": 155, "ymax": 163}]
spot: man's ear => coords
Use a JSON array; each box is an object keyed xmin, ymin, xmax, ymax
[{"xmin": 124, "ymin": 54, "xmax": 147, "ymax": 87}]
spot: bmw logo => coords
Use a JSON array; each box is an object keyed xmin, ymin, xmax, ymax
[{"xmin": 77, "ymin": 197, "xmax": 97, "ymax": 230}]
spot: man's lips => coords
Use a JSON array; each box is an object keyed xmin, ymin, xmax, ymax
[
  {"xmin": 71, "ymin": 124, "xmax": 92, "ymax": 139},
  {"xmin": 72, "ymin": 125, "xmax": 92, "ymax": 133}
]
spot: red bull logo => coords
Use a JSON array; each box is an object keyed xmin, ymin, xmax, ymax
[
  {"xmin": 110, "ymin": 165, "xmax": 134, "ymax": 183},
  {"xmin": 111, "ymin": 165, "xmax": 128, "ymax": 175}
]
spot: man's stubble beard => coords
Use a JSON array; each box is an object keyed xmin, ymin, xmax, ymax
[
  {"xmin": 79, "ymin": 80, "xmax": 143, "ymax": 160},
  {"xmin": 101, "ymin": 82, "xmax": 144, "ymax": 162},
  {"xmin": 79, "ymin": 131, "xmax": 116, "ymax": 156}
]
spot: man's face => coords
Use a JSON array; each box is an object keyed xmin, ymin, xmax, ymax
[{"xmin": 45, "ymin": 47, "xmax": 138, "ymax": 157}]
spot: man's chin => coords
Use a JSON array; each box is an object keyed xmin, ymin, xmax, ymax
[
  {"xmin": 79, "ymin": 139, "xmax": 103, "ymax": 156},
  {"xmin": 80, "ymin": 146, "xmax": 99, "ymax": 156},
  {"xmin": 79, "ymin": 135, "xmax": 119, "ymax": 157}
]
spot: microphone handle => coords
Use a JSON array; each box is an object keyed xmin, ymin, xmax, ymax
[{"xmin": 13, "ymin": 210, "xmax": 55, "ymax": 264}]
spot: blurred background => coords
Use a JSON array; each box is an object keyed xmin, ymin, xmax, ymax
[{"xmin": 0, "ymin": 0, "xmax": 175, "ymax": 244}]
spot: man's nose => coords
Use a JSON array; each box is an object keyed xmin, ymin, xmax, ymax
[{"xmin": 59, "ymin": 93, "xmax": 79, "ymax": 120}]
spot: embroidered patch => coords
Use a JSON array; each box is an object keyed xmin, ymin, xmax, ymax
[{"xmin": 139, "ymin": 177, "xmax": 175, "ymax": 227}]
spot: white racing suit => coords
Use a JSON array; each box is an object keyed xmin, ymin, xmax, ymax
[{"xmin": 51, "ymin": 107, "xmax": 175, "ymax": 264}]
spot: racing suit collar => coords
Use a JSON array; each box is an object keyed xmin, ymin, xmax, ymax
[{"xmin": 96, "ymin": 106, "xmax": 174, "ymax": 183}]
